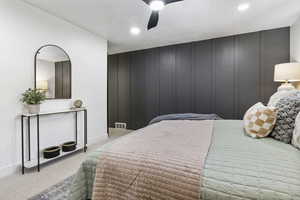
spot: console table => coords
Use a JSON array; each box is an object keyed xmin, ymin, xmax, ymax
[{"xmin": 20, "ymin": 108, "xmax": 87, "ymax": 174}]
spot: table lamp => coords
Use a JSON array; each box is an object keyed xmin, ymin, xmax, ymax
[
  {"xmin": 274, "ymin": 63, "xmax": 300, "ymax": 91},
  {"xmin": 37, "ymin": 80, "xmax": 49, "ymax": 92}
]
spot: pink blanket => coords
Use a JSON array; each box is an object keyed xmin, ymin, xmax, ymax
[{"xmin": 92, "ymin": 120, "xmax": 214, "ymax": 200}]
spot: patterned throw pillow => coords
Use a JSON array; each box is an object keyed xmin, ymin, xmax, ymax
[
  {"xmin": 268, "ymin": 90, "xmax": 298, "ymax": 107},
  {"xmin": 270, "ymin": 91, "xmax": 300, "ymax": 144},
  {"xmin": 292, "ymin": 112, "xmax": 300, "ymax": 149},
  {"xmin": 243, "ymin": 103, "xmax": 277, "ymax": 138}
]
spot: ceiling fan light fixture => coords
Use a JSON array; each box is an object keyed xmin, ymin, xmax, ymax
[
  {"xmin": 149, "ymin": 0, "xmax": 165, "ymax": 11},
  {"xmin": 130, "ymin": 27, "xmax": 141, "ymax": 35},
  {"xmin": 238, "ymin": 3, "xmax": 250, "ymax": 12}
]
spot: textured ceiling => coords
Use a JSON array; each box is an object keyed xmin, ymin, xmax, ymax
[{"xmin": 23, "ymin": 0, "xmax": 300, "ymax": 54}]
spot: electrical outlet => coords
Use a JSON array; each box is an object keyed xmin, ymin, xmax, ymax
[{"xmin": 115, "ymin": 122, "xmax": 127, "ymax": 129}]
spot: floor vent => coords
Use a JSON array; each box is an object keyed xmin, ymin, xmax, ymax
[{"xmin": 115, "ymin": 122, "xmax": 127, "ymax": 129}]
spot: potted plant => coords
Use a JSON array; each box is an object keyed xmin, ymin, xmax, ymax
[{"xmin": 21, "ymin": 88, "xmax": 46, "ymax": 114}]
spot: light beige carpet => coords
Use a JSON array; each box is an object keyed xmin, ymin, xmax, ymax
[{"xmin": 0, "ymin": 129, "xmax": 131, "ymax": 200}]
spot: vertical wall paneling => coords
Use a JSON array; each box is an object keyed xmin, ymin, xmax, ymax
[
  {"xmin": 62, "ymin": 61, "xmax": 71, "ymax": 99},
  {"xmin": 214, "ymin": 36, "xmax": 235, "ymax": 118},
  {"xmin": 108, "ymin": 27, "xmax": 290, "ymax": 130},
  {"xmin": 159, "ymin": 46, "xmax": 176, "ymax": 115},
  {"xmin": 236, "ymin": 32, "xmax": 260, "ymax": 118},
  {"xmin": 145, "ymin": 49, "xmax": 160, "ymax": 123},
  {"xmin": 55, "ymin": 61, "xmax": 71, "ymax": 99},
  {"xmin": 260, "ymin": 28, "xmax": 290, "ymax": 104},
  {"xmin": 211, "ymin": 40, "xmax": 216, "ymax": 113},
  {"xmin": 118, "ymin": 53, "xmax": 131, "ymax": 128},
  {"xmin": 193, "ymin": 40, "xmax": 213, "ymax": 114},
  {"xmin": 175, "ymin": 43, "xmax": 193, "ymax": 113},
  {"xmin": 55, "ymin": 62, "xmax": 63, "ymax": 98},
  {"xmin": 108, "ymin": 55, "xmax": 118, "ymax": 127},
  {"xmin": 130, "ymin": 51, "xmax": 147, "ymax": 129}
]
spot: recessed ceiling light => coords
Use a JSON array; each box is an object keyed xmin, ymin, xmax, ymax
[
  {"xmin": 238, "ymin": 3, "xmax": 250, "ymax": 12},
  {"xmin": 150, "ymin": 0, "xmax": 165, "ymax": 11},
  {"xmin": 130, "ymin": 27, "xmax": 141, "ymax": 35}
]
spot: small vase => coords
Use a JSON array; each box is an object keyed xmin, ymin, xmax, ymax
[{"xmin": 27, "ymin": 104, "xmax": 40, "ymax": 114}]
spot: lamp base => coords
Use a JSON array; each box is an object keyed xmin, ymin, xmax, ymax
[{"xmin": 277, "ymin": 82, "xmax": 296, "ymax": 92}]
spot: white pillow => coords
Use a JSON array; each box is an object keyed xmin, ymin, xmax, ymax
[
  {"xmin": 268, "ymin": 90, "xmax": 298, "ymax": 107},
  {"xmin": 292, "ymin": 112, "xmax": 300, "ymax": 149}
]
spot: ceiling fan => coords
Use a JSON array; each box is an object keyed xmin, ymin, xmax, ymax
[{"xmin": 142, "ymin": 0, "xmax": 184, "ymax": 30}]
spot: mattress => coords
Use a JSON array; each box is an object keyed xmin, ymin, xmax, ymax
[{"xmin": 68, "ymin": 120, "xmax": 300, "ymax": 200}]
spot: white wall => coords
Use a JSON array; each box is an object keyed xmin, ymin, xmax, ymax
[
  {"xmin": 291, "ymin": 16, "xmax": 300, "ymax": 89},
  {"xmin": 0, "ymin": 0, "xmax": 107, "ymax": 177},
  {"xmin": 291, "ymin": 17, "xmax": 300, "ymax": 62}
]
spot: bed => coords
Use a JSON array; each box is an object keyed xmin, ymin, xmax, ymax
[{"xmin": 68, "ymin": 120, "xmax": 300, "ymax": 200}]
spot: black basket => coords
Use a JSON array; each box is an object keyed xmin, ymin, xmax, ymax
[
  {"xmin": 62, "ymin": 141, "xmax": 77, "ymax": 152},
  {"xmin": 43, "ymin": 146, "xmax": 60, "ymax": 159}
]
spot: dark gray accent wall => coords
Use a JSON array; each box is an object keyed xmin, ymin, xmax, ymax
[
  {"xmin": 55, "ymin": 61, "xmax": 71, "ymax": 99},
  {"xmin": 108, "ymin": 27, "xmax": 290, "ymax": 130}
]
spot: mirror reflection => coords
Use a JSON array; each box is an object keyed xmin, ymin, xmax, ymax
[{"xmin": 35, "ymin": 45, "xmax": 71, "ymax": 99}]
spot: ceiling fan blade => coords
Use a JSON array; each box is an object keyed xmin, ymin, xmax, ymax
[
  {"xmin": 165, "ymin": 0, "xmax": 184, "ymax": 5},
  {"xmin": 141, "ymin": 0, "xmax": 151, "ymax": 5},
  {"xmin": 142, "ymin": 0, "xmax": 184, "ymax": 5},
  {"xmin": 148, "ymin": 11, "xmax": 159, "ymax": 30}
]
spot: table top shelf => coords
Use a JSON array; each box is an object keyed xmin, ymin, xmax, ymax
[{"xmin": 21, "ymin": 107, "xmax": 86, "ymax": 117}]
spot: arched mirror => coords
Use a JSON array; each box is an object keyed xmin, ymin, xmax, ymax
[{"xmin": 35, "ymin": 45, "xmax": 71, "ymax": 99}]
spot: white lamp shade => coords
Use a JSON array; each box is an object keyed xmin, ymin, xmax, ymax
[
  {"xmin": 37, "ymin": 80, "xmax": 48, "ymax": 90},
  {"xmin": 274, "ymin": 63, "xmax": 300, "ymax": 82}
]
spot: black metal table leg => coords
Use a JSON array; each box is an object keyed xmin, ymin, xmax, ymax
[
  {"xmin": 20, "ymin": 109, "xmax": 88, "ymax": 174},
  {"xmin": 84, "ymin": 109, "xmax": 87, "ymax": 152},
  {"xmin": 75, "ymin": 112, "xmax": 78, "ymax": 145},
  {"xmin": 27, "ymin": 116, "xmax": 31, "ymax": 161},
  {"xmin": 37, "ymin": 115, "xmax": 40, "ymax": 172},
  {"xmin": 21, "ymin": 116, "xmax": 24, "ymax": 175}
]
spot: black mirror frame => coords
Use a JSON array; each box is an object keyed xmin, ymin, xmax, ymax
[{"xmin": 34, "ymin": 44, "xmax": 72, "ymax": 100}]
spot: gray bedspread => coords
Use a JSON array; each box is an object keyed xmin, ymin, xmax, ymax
[
  {"xmin": 149, "ymin": 113, "xmax": 222, "ymax": 125},
  {"xmin": 68, "ymin": 120, "xmax": 300, "ymax": 200},
  {"xmin": 202, "ymin": 120, "xmax": 300, "ymax": 200}
]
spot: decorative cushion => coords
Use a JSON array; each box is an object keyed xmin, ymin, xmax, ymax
[
  {"xmin": 268, "ymin": 90, "xmax": 298, "ymax": 107},
  {"xmin": 270, "ymin": 91, "xmax": 300, "ymax": 144},
  {"xmin": 292, "ymin": 112, "xmax": 300, "ymax": 149},
  {"xmin": 243, "ymin": 102, "xmax": 277, "ymax": 138}
]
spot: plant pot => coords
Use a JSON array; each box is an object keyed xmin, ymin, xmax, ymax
[
  {"xmin": 62, "ymin": 141, "xmax": 77, "ymax": 152},
  {"xmin": 43, "ymin": 146, "xmax": 60, "ymax": 159},
  {"xmin": 27, "ymin": 104, "xmax": 40, "ymax": 114}
]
